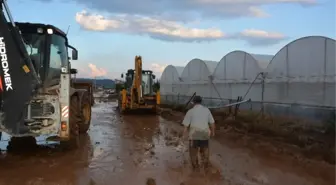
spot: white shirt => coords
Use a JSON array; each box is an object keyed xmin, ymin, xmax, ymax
[{"xmin": 182, "ymin": 104, "xmax": 215, "ymax": 140}]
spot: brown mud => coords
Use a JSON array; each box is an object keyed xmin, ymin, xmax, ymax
[
  {"xmin": 0, "ymin": 102, "xmax": 334, "ymax": 185},
  {"xmin": 160, "ymin": 106, "xmax": 335, "ymax": 183},
  {"xmin": 159, "ymin": 104, "xmax": 335, "ymax": 164}
]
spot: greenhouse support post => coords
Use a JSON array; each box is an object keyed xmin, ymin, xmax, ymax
[{"xmin": 261, "ymin": 72, "xmax": 266, "ymax": 117}]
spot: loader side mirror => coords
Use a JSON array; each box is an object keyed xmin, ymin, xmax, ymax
[
  {"xmin": 72, "ymin": 49, "xmax": 78, "ymax": 60},
  {"xmin": 68, "ymin": 45, "xmax": 78, "ymax": 60},
  {"xmin": 121, "ymin": 73, "xmax": 124, "ymax": 78},
  {"xmin": 70, "ymin": 68, "xmax": 78, "ymax": 74},
  {"xmin": 152, "ymin": 75, "xmax": 156, "ymax": 79}
]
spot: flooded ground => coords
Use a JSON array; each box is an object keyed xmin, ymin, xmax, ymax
[{"xmin": 0, "ymin": 102, "xmax": 334, "ymax": 185}]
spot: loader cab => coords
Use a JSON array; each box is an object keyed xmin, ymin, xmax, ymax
[
  {"xmin": 124, "ymin": 69, "xmax": 134, "ymax": 90},
  {"xmin": 142, "ymin": 70, "xmax": 155, "ymax": 95},
  {"xmin": 14, "ymin": 22, "xmax": 78, "ymax": 87},
  {"xmin": 122, "ymin": 69, "xmax": 156, "ymax": 95}
]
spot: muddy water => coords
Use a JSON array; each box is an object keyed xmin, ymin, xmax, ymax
[{"xmin": 0, "ymin": 102, "xmax": 334, "ymax": 185}]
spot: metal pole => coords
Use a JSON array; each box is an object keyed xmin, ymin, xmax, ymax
[
  {"xmin": 243, "ymin": 72, "xmax": 262, "ymax": 100},
  {"xmin": 208, "ymin": 99, "xmax": 251, "ymax": 109},
  {"xmin": 261, "ymin": 72, "xmax": 265, "ymax": 117},
  {"xmin": 2, "ymin": 0, "xmax": 16, "ymax": 27}
]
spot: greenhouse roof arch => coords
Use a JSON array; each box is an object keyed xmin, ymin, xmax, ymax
[
  {"xmin": 250, "ymin": 54, "xmax": 274, "ymax": 69},
  {"xmin": 160, "ymin": 65, "xmax": 184, "ymax": 84},
  {"xmin": 266, "ymin": 36, "xmax": 336, "ymax": 82},
  {"xmin": 175, "ymin": 66, "xmax": 184, "ymax": 76},
  {"xmin": 181, "ymin": 58, "xmax": 218, "ymax": 82},
  {"xmin": 213, "ymin": 50, "xmax": 268, "ymax": 81}
]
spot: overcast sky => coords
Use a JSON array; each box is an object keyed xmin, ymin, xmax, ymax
[{"xmin": 8, "ymin": 0, "xmax": 335, "ymax": 78}]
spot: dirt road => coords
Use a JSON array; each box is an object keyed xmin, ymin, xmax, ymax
[{"xmin": 0, "ymin": 102, "xmax": 334, "ymax": 185}]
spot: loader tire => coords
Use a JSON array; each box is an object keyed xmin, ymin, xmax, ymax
[
  {"xmin": 60, "ymin": 95, "xmax": 80, "ymax": 149},
  {"xmin": 7, "ymin": 136, "xmax": 37, "ymax": 152},
  {"xmin": 79, "ymin": 93, "xmax": 92, "ymax": 134}
]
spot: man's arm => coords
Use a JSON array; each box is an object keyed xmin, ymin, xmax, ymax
[
  {"xmin": 182, "ymin": 110, "xmax": 192, "ymax": 136},
  {"xmin": 208, "ymin": 109, "xmax": 215, "ymax": 136}
]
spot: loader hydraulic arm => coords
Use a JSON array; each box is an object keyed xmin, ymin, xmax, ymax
[
  {"xmin": 133, "ymin": 56, "xmax": 142, "ymax": 103},
  {"xmin": 0, "ymin": 0, "xmax": 41, "ymax": 129},
  {"xmin": 1, "ymin": 0, "xmax": 40, "ymax": 85}
]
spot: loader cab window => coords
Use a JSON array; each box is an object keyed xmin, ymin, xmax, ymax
[
  {"xmin": 125, "ymin": 72, "xmax": 133, "ymax": 89},
  {"xmin": 142, "ymin": 73, "xmax": 153, "ymax": 95},
  {"xmin": 22, "ymin": 33, "xmax": 45, "ymax": 78},
  {"xmin": 47, "ymin": 34, "xmax": 68, "ymax": 85}
]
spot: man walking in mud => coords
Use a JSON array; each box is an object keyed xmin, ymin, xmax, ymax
[{"xmin": 182, "ymin": 95, "xmax": 215, "ymax": 172}]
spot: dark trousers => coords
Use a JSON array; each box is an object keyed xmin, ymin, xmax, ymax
[{"xmin": 189, "ymin": 140, "xmax": 210, "ymax": 170}]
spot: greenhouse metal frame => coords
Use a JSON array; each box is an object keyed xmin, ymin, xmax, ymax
[{"xmin": 160, "ymin": 36, "xmax": 336, "ymax": 121}]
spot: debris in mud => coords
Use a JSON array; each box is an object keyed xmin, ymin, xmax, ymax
[
  {"xmin": 146, "ymin": 178, "xmax": 156, "ymax": 185},
  {"xmin": 250, "ymin": 173, "xmax": 269, "ymax": 184},
  {"xmin": 159, "ymin": 108, "xmax": 184, "ymax": 123},
  {"xmin": 164, "ymin": 135, "xmax": 172, "ymax": 141},
  {"xmin": 160, "ymin": 106, "xmax": 336, "ymax": 165},
  {"xmin": 165, "ymin": 140, "xmax": 179, "ymax": 147},
  {"xmin": 144, "ymin": 143, "xmax": 155, "ymax": 151},
  {"xmin": 170, "ymin": 129, "xmax": 180, "ymax": 136},
  {"xmin": 175, "ymin": 144, "xmax": 187, "ymax": 152},
  {"xmin": 163, "ymin": 128, "xmax": 185, "ymax": 147},
  {"xmin": 165, "ymin": 135, "xmax": 181, "ymax": 147},
  {"xmin": 0, "ymin": 102, "xmax": 333, "ymax": 185}
]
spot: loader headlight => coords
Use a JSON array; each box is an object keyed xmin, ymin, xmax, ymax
[
  {"xmin": 47, "ymin": 28, "xmax": 53, "ymax": 34},
  {"xmin": 37, "ymin": 28, "xmax": 43, "ymax": 33},
  {"xmin": 61, "ymin": 67, "xmax": 68, "ymax": 73}
]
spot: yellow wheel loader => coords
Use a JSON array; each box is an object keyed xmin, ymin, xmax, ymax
[{"xmin": 117, "ymin": 56, "xmax": 160, "ymax": 114}]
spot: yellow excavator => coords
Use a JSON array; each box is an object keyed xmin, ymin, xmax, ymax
[{"xmin": 117, "ymin": 56, "xmax": 160, "ymax": 113}]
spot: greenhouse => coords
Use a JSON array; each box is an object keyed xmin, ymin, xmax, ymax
[
  {"xmin": 160, "ymin": 51, "xmax": 275, "ymax": 105},
  {"xmin": 160, "ymin": 36, "xmax": 336, "ymax": 121},
  {"xmin": 179, "ymin": 59, "xmax": 217, "ymax": 97},
  {"xmin": 264, "ymin": 36, "xmax": 335, "ymax": 107},
  {"xmin": 160, "ymin": 65, "xmax": 184, "ymax": 95},
  {"xmin": 212, "ymin": 51, "xmax": 273, "ymax": 102}
]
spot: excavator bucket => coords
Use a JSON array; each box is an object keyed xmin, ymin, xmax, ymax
[{"xmin": 0, "ymin": 3, "xmax": 36, "ymax": 133}]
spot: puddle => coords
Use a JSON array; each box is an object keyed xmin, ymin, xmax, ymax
[{"xmin": 0, "ymin": 102, "xmax": 333, "ymax": 185}]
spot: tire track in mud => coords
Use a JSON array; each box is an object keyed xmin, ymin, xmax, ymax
[
  {"xmin": 159, "ymin": 110, "xmax": 335, "ymax": 185},
  {"xmin": 0, "ymin": 102, "xmax": 333, "ymax": 185},
  {"xmin": 85, "ymin": 102, "xmax": 224, "ymax": 185}
]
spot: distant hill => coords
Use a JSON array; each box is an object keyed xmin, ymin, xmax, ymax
[{"xmin": 75, "ymin": 78, "xmax": 116, "ymax": 89}]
